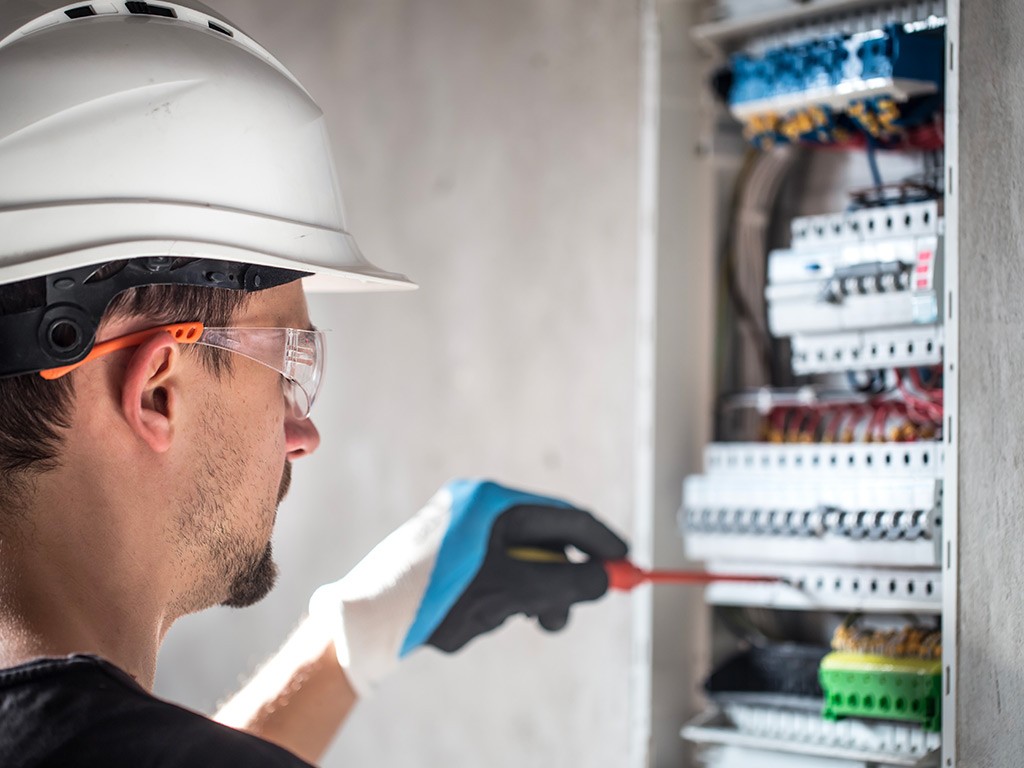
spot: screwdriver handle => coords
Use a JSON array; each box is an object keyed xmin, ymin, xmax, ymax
[{"xmin": 506, "ymin": 546, "xmax": 570, "ymax": 564}]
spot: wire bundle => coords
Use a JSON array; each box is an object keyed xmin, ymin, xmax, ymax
[
  {"xmin": 717, "ymin": 147, "xmax": 797, "ymax": 397},
  {"xmin": 759, "ymin": 367, "xmax": 943, "ymax": 443},
  {"xmin": 832, "ymin": 621, "xmax": 942, "ymax": 661}
]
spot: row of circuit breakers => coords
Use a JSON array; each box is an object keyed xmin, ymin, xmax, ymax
[
  {"xmin": 682, "ymin": 198, "xmax": 943, "ymax": 598},
  {"xmin": 769, "ymin": 200, "xmax": 942, "ymax": 375}
]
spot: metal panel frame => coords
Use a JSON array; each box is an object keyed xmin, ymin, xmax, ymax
[{"xmin": 939, "ymin": 0, "xmax": 959, "ymax": 765}]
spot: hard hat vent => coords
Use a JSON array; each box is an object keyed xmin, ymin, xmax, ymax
[
  {"xmin": 83, "ymin": 261, "xmax": 130, "ymax": 284},
  {"xmin": 125, "ymin": 2, "xmax": 177, "ymax": 18},
  {"xmin": 64, "ymin": 6, "xmax": 97, "ymax": 19},
  {"xmin": 207, "ymin": 20, "xmax": 233, "ymax": 37}
]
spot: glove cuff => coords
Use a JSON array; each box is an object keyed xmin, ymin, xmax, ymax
[
  {"xmin": 307, "ymin": 491, "xmax": 452, "ymax": 696},
  {"xmin": 308, "ymin": 583, "xmax": 393, "ymax": 697}
]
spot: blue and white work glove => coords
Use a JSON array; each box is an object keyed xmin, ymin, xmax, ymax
[{"xmin": 308, "ymin": 479, "xmax": 628, "ymax": 696}]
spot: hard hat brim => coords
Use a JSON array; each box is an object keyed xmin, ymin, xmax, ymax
[{"xmin": 0, "ymin": 201, "xmax": 417, "ymax": 293}]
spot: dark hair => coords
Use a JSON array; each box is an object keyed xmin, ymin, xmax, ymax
[{"xmin": 0, "ymin": 276, "xmax": 251, "ymax": 499}]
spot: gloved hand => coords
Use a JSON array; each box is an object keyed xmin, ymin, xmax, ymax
[{"xmin": 308, "ymin": 479, "xmax": 628, "ymax": 696}]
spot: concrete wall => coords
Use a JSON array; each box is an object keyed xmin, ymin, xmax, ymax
[
  {"xmin": 155, "ymin": 1, "xmax": 642, "ymax": 766},
  {"xmin": 956, "ymin": 2, "xmax": 1024, "ymax": 764}
]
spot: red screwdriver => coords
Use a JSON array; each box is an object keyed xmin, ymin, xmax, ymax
[
  {"xmin": 508, "ymin": 547, "xmax": 781, "ymax": 589},
  {"xmin": 603, "ymin": 559, "xmax": 780, "ymax": 591}
]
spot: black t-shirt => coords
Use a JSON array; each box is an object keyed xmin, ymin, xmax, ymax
[{"xmin": 0, "ymin": 655, "xmax": 315, "ymax": 767}]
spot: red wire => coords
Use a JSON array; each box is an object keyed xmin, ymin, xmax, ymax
[
  {"xmin": 903, "ymin": 398, "xmax": 938, "ymax": 427},
  {"xmin": 802, "ymin": 407, "xmax": 823, "ymax": 441},
  {"xmin": 826, "ymin": 407, "xmax": 847, "ymax": 442},
  {"xmin": 770, "ymin": 407, "xmax": 788, "ymax": 434},
  {"xmin": 843, "ymin": 405, "xmax": 867, "ymax": 442},
  {"xmin": 896, "ymin": 369, "xmax": 943, "ymax": 422},
  {"xmin": 787, "ymin": 408, "xmax": 811, "ymax": 442},
  {"xmin": 868, "ymin": 403, "xmax": 890, "ymax": 441},
  {"xmin": 909, "ymin": 367, "xmax": 944, "ymax": 402}
]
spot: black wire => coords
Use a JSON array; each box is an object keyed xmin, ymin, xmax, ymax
[
  {"xmin": 724, "ymin": 255, "xmax": 774, "ymax": 374},
  {"xmin": 847, "ymin": 369, "xmax": 889, "ymax": 396}
]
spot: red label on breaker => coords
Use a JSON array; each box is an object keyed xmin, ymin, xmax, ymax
[{"xmin": 914, "ymin": 250, "xmax": 934, "ymax": 290}]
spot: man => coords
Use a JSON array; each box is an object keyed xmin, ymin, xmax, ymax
[{"xmin": 0, "ymin": 1, "xmax": 628, "ymax": 766}]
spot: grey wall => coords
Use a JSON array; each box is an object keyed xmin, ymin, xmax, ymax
[
  {"xmin": 957, "ymin": 1, "xmax": 1024, "ymax": 764},
  {"xmin": 155, "ymin": 1, "xmax": 643, "ymax": 766}
]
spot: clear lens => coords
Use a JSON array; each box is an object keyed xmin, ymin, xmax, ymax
[
  {"xmin": 197, "ymin": 327, "xmax": 326, "ymax": 419},
  {"xmin": 283, "ymin": 380, "xmax": 310, "ymax": 420},
  {"xmin": 282, "ymin": 327, "xmax": 324, "ymax": 418}
]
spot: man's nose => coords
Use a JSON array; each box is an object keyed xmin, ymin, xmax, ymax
[{"xmin": 285, "ymin": 414, "xmax": 321, "ymax": 459}]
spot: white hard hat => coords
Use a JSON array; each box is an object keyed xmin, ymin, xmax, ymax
[{"xmin": 0, "ymin": 0, "xmax": 416, "ymax": 376}]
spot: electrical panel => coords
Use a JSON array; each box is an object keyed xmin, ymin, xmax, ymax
[{"xmin": 681, "ymin": 2, "xmax": 949, "ymax": 767}]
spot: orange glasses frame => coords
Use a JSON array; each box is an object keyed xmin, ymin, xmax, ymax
[{"xmin": 39, "ymin": 322, "xmax": 204, "ymax": 380}]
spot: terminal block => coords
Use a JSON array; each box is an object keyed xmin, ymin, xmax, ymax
[
  {"xmin": 726, "ymin": 21, "xmax": 945, "ymax": 147},
  {"xmin": 766, "ymin": 200, "xmax": 943, "ymax": 374},
  {"xmin": 820, "ymin": 652, "xmax": 942, "ymax": 732}
]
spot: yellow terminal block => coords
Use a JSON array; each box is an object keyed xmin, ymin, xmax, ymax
[
  {"xmin": 780, "ymin": 109, "xmax": 814, "ymax": 143},
  {"xmin": 876, "ymin": 97, "xmax": 904, "ymax": 138}
]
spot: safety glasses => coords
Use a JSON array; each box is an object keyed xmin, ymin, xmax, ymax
[{"xmin": 40, "ymin": 322, "xmax": 326, "ymax": 420}]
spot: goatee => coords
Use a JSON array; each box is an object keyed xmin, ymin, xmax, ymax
[
  {"xmin": 221, "ymin": 542, "xmax": 278, "ymax": 608},
  {"xmin": 221, "ymin": 463, "xmax": 291, "ymax": 608}
]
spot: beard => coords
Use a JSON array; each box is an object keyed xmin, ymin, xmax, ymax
[
  {"xmin": 219, "ymin": 462, "xmax": 292, "ymax": 609},
  {"xmin": 220, "ymin": 540, "xmax": 277, "ymax": 608}
]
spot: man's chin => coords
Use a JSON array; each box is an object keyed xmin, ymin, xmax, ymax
[{"xmin": 221, "ymin": 542, "xmax": 278, "ymax": 608}]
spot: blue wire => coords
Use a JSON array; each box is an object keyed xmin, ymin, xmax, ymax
[{"xmin": 866, "ymin": 136, "xmax": 884, "ymax": 188}]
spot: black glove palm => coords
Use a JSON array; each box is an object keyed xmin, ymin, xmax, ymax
[{"xmin": 428, "ymin": 503, "xmax": 628, "ymax": 652}]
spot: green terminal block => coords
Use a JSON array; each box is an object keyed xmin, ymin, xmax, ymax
[{"xmin": 819, "ymin": 651, "xmax": 942, "ymax": 732}]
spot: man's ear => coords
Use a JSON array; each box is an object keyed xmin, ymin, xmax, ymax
[{"xmin": 120, "ymin": 331, "xmax": 182, "ymax": 453}]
